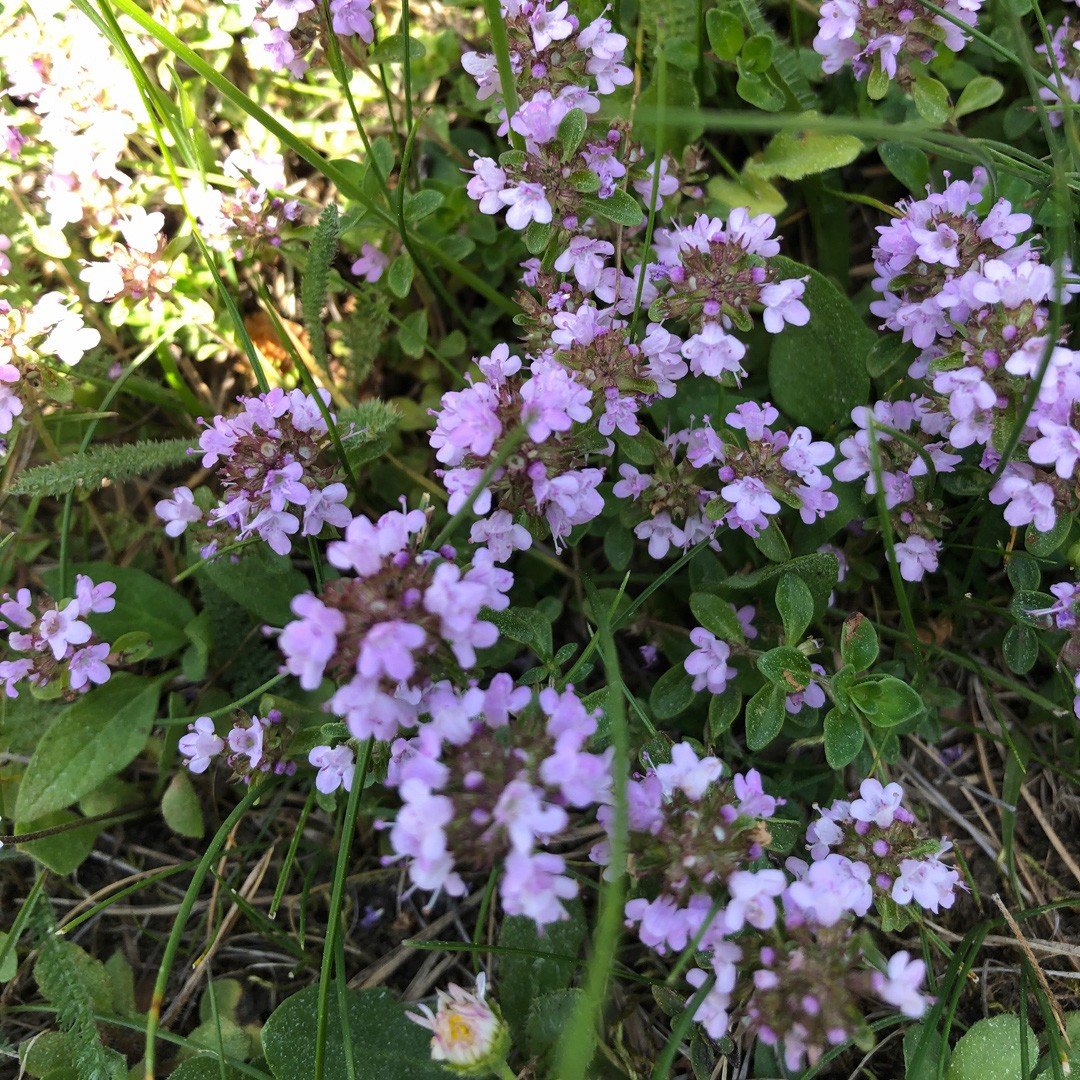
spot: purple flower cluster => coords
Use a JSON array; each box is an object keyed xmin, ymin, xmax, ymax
[
  {"xmin": 835, "ymin": 171, "xmax": 1080, "ymax": 577},
  {"xmin": 0, "ymin": 575, "xmax": 115, "ymax": 697},
  {"xmin": 601, "ymin": 751, "xmax": 952, "ymax": 1068},
  {"xmin": 277, "ymin": 505, "xmax": 513, "ymax": 741},
  {"xmin": 79, "ymin": 207, "xmax": 173, "ymax": 309},
  {"xmin": 179, "ymin": 709, "xmax": 301, "ymax": 782},
  {"xmin": 1037, "ymin": 19, "xmax": 1080, "ymax": 127},
  {"xmin": 240, "ymin": 0, "xmax": 374, "ymax": 78},
  {"xmin": 430, "ymin": 344, "xmax": 605, "ymax": 551},
  {"xmin": 617, "ymin": 402, "xmax": 838, "ymax": 560},
  {"xmin": 0, "ymin": 292, "xmax": 101, "ymax": 434},
  {"xmin": 814, "ymin": 0, "xmax": 983, "ymax": 86},
  {"xmin": 156, "ymin": 387, "xmax": 350, "ymax": 557},
  {"xmin": 384, "ymin": 681, "xmax": 611, "ymax": 921}
]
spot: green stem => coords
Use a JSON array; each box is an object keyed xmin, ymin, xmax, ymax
[
  {"xmin": 313, "ymin": 738, "xmax": 373, "ymax": 1080},
  {"xmin": 482, "ymin": 0, "xmax": 524, "ymax": 152},
  {"xmin": 144, "ymin": 779, "xmax": 272, "ymax": 1078}
]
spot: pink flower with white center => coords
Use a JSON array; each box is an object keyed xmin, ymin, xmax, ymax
[
  {"xmin": 309, "ymin": 744, "xmax": 355, "ymax": 793},
  {"xmin": 684, "ymin": 628, "xmax": 735, "ymax": 695},
  {"xmin": 780, "ymin": 426, "xmax": 835, "ymax": 485},
  {"xmin": 634, "ymin": 512, "xmax": 685, "ymax": 559},
  {"xmin": 1029, "ymin": 417, "xmax": 1080, "ymax": 479},
  {"xmin": 613, "ymin": 463, "xmax": 651, "ymax": 500},
  {"xmin": 723, "ymin": 869, "xmax": 787, "ymax": 932},
  {"xmin": 301, "ymin": 483, "xmax": 352, "ymax": 535},
  {"xmin": 519, "ymin": 359, "xmax": 592, "ymax": 441},
  {"xmin": 760, "ymin": 278, "xmax": 810, "ymax": 333},
  {"xmin": 156, "ymin": 487, "xmax": 203, "ymax": 537},
  {"xmin": 358, "ymin": 620, "xmax": 427, "ymax": 682},
  {"xmin": 501, "ymin": 849, "xmax": 578, "ymax": 924},
  {"xmin": 873, "ymin": 951, "xmax": 930, "ymax": 1018},
  {"xmin": 632, "ymin": 157, "xmax": 680, "ymax": 208},
  {"xmin": 74, "ymin": 575, "xmax": 116, "ymax": 616},
  {"xmin": 406, "ymin": 973, "xmax": 508, "ymax": 1071},
  {"xmin": 469, "ymin": 511, "xmax": 532, "ymax": 563},
  {"xmin": 498, "ymin": 182, "xmax": 552, "ymax": 230},
  {"xmin": 722, "ymin": 476, "xmax": 781, "ymax": 531},
  {"xmin": 528, "ymin": 1, "xmax": 574, "ymax": 50},
  {"xmin": 246, "ymin": 507, "xmax": 300, "ymax": 556},
  {"xmin": 351, "ymin": 242, "xmax": 388, "ymax": 282},
  {"xmin": 279, "ymin": 593, "xmax": 346, "ymax": 690},
  {"xmin": 329, "ymin": 0, "xmax": 374, "ymax": 40},
  {"xmin": 599, "ymin": 388, "xmax": 639, "ymax": 437},
  {"xmin": 912, "ymin": 222, "xmax": 961, "ymax": 267},
  {"xmin": 892, "ymin": 855, "xmax": 960, "ymax": 912},
  {"xmin": 466, "ymin": 157, "xmax": 509, "ymax": 214},
  {"xmin": 681, "ymin": 323, "xmax": 747, "ymax": 379},
  {"xmin": 179, "ymin": 716, "xmax": 225, "ymax": 774},
  {"xmin": 228, "ymin": 716, "xmax": 267, "ymax": 769},
  {"xmin": 654, "ymin": 741, "xmax": 723, "ymax": 801},
  {"xmin": 38, "ymin": 600, "xmax": 92, "ymax": 661},
  {"xmin": 68, "ymin": 642, "xmax": 112, "ymax": 691},
  {"xmin": 849, "ymin": 777, "xmax": 905, "ymax": 828},
  {"xmin": 553, "ymin": 236, "xmax": 614, "ymax": 293},
  {"xmin": 784, "ymin": 853, "xmax": 873, "ymax": 925},
  {"xmin": 894, "ymin": 534, "xmax": 941, "ymax": 582},
  {"xmin": 510, "ymin": 91, "xmax": 569, "ymax": 144}
]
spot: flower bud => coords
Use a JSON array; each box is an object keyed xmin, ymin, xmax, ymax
[{"xmin": 407, "ymin": 973, "xmax": 510, "ymax": 1075}]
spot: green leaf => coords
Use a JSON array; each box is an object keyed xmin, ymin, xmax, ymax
[
  {"xmin": 337, "ymin": 399, "xmax": 400, "ymax": 470},
  {"xmin": 170, "ymin": 1059, "xmax": 245, "ymax": 1080},
  {"xmin": 17, "ymin": 811, "xmax": 101, "ymax": 875},
  {"xmin": 690, "ymin": 593, "xmax": 745, "ymax": 642},
  {"xmin": 650, "ymin": 666, "xmax": 696, "ymax": 720},
  {"xmin": 745, "ymin": 683, "xmax": 787, "ymax": 750},
  {"xmin": 387, "ymin": 253, "xmax": 414, "ymax": 298},
  {"xmin": 15, "ymin": 674, "xmax": 164, "ymax": 821},
  {"xmin": 1010, "ymin": 589, "xmax": 1054, "ymax": 627},
  {"xmin": 724, "ymin": 551, "xmax": 840, "ymax": 615},
  {"xmin": 556, "ymin": 108, "xmax": 587, "ymax": 160},
  {"xmin": 866, "ymin": 333, "xmax": 918, "ymax": 379},
  {"xmin": 367, "ymin": 32, "xmax": 426, "ymax": 65},
  {"xmin": 199, "ymin": 547, "xmax": 308, "ymax": 627},
  {"xmin": 301, "ymin": 203, "xmax": 340, "ymax": 374},
  {"xmin": 42, "ymin": 561, "xmax": 194, "ymax": 660},
  {"xmin": 403, "ymin": 189, "xmax": 444, "ymax": 221},
  {"xmin": 708, "ymin": 170, "xmax": 786, "ymax": 216},
  {"xmin": 752, "ymin": 522, "xmax": 791, "ymax": 563},
  {"xmin": 706, "ymin": 9, "xmax": 744, "ymax": 60},
  {"xmin": 736, "ymin": 71, "xmax": 785, "ymax": 111},
  {"xmin": 261, "ymin": 985, "xmax": 445, "ymax": 1080},
  {"xmin": 903, "ymin": 1023, "xmax": 947, "ymax": 1078},
  {"xmin": 848, "ymin": 674, "xmax": 923, "ymax": 728},
  {"xmin": 823, "ymin": 708, "xmax": 864, "ymax": 768},
  {"xmin": 775, "ymin": 573, "xmax": 813, "ymax": 644},
  {"xmin": 867, "ymin": 59, "xmax": 889, "ymax": 101},
  {"xmin": 1026, "ymin": 513, "xmax": 1072, "ymax": 556},
  {"xmin": 946, "ymin": 1015, "xmax": 1038, "ymax": 1080},
  {"xmin": 1002, "ymin": 624, "xmax": 1038, "ymax": 675},
  {"xmin": 757, "ymin": 646, "xmax": 812, "ymax": 690},
  {"xmin": 879, "ymin": 143, "xmax": 929, "ymax": 196},
  {"xmin": 768, "ymin": 256, "xmax": 874, "ymax": 431},
  {"xmin": 499, "ymin": 900, "xmax": 585, "ymax": 1040},
  {"xmin": 0, "ymin": 932, "xmax": 16, "ymax": 983},
  {"xmin": 912, "ymin": 73, "xmax": 950, "ymax": 125},
  {"xmin": 709, "ymin": 692, "xmax": 742, "ymax": 739},
  {"xmin": 161, "ymin": 771, "xmax": 205, "ymax": 839},
  {"xmin": 751, "ymin": 123, "xmax": 864, "ymax": 182},
  {"xmin": 526, "ymin": 989, "xmax": 585, "ymax": 1059},
  {"xmin": 840, "ymin": 613, "xmax": 879, "ymax": 672},
  {"xmin": 487, "ymin": 607, "xmax": 553, "ymax": 660},
  {"xmin": 1005, "ymin": 552, "xmax": 1040, "ymax": 592},
  {"xmin": 580, "ymin": 190, "xmax": 644, "ymax": 228},
  {"xmin": 953, "ymin": 76, "xmax": 1003, "ymax": 119},
  {"xmin": 525, "ymin": 219, "xmax": 554, "ymax": 255},
  {"xmin": 740, "ymin": 33, "xmax": 774, "ymax": 73},
  {"xmin": 10, "ymin": 437, "xmax": 194, "ymax": 497},
  {"xmin": 397, "ymin": 310, "xmax": 428, "ymax": 359}
]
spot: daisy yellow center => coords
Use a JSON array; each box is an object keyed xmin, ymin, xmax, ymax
[{"xmin": 446, "ymin": 1014, "xmax": 474, "ymax": 1045}]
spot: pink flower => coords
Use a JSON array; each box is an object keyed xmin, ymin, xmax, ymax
[
  {"xmin": 654, "ymin": 742, "xmax": 723, "ymax": 800},
  {"xmin": 681, "ymin": 323, "xmax": 747, "ymax": 379},
  {"xmin": 894, "ymin": 534, "xmax": 941, "ymax": 582},
  {"xmin": 849, "ymin": 777, "xmax": 904, "ymax": 828},
  {"xmin": 68, "ymin": 642, "xmax": 112, "ymax": 691},
  {"xmin": 279, "ymin": 593, "xmax": 346, "ymax": 689},
  {"xmin": 872, "ymin": 951, "xmax": 930, "ymax": 1018},
  {"xmin": 179, "ymin": 716, "xmax": 225, "ymax": 773},
  {"xmin": 309, "ymin": 744, "xmax": 355, "ymax": 793},
  {"xmin": 351, "ymin": 242, "xmax": 387, "ymax": 282},
  {"xmin": 156, "ymin": 487, "xmax": 203, "ymax": 537},
  {"xmin": 498, "ymin": 182, "xmax": 553, "ymax": 230},
  {"xmin": 38, "ymin": 600, "xmax": 91, "ymax": 661},
  {"xmin": 684, "ymin": 628, "xmax": 735, "ymax": 695},
  {"xmin": 501, "ymin": 850, "xmax": 577, "ymax": 925}
]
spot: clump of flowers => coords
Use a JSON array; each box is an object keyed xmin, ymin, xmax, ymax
[
  {"xmin": 605, "ymin": 751, "xmax": 951, "ymax": 1068},
  {"xmin": 615, "ymin": 402, "xmax": 838, "ymax": 560},
  {"xmin": 1036, "ymin": 18, "xmax": 1080, "ymax": 128},
  {"xmin": 385, "ymin": 681, "xmax": 610, "ymax": 920},
  {"xmin": 239, "ymin": 0, "xmax": 375, "ymax": 78},
  {"xmin": 814, "ymin": 0, "xmax": 984, "ymax": 89},
  {"xmin": 0, "ymin": 291, "xmax": 101, "ymax": 434},
  {"xmin": 79, "ymin": 206, "xmax": 174, "ymax": 310},
  {"xmin": 0, "ymin": 575, "xmax": 116, "ymax": 697},
  {"xmin": 155, "ymin": 387, "xmax": 350, "ymax": 556},
  {"xmin": 277, "ymin": 505, "xmax": 513, "ymax": 742},
  {"xmin": 430, "ymin": 344, "xmax": 606, "ymax": 551},
  {"xmin": 178, "ymin": 709, "xmax": 299, "ymax": 782},
  {"xmin": 407, "ymin": 973, "xmax": 510, "ymax": 1074}
]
